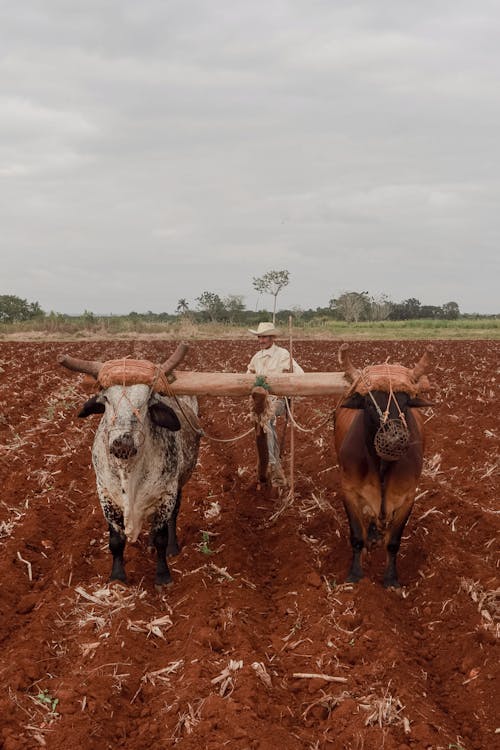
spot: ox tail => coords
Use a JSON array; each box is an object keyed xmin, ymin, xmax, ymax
[{"xmin": 367, "ymin": 521, "xmax": 380, "ymax": 546}]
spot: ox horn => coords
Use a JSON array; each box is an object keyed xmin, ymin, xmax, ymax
[
  {"xmin": 58, "ymin": 354, "xmax": 103, "ymax": 379},
  {"xmin": 412, "ymin": 345, "xmax": 434, "ymax": 381},
  {"xmin": 338, "ymin": 343, "xmax": 360, "ymax": 383},
  {"xmin": 161, "ymin": 342, "xmax": 189, "ymax": 376}
]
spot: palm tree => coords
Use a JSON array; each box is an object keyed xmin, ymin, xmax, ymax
[{"xmin": 175, "ymin": 298, "xmax": 190, "ymax": 315}]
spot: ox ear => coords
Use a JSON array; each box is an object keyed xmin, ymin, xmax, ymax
[
  {"xmin": 78, "ymin": 395, "xmax": 105, "ymax": 418},
  {"xmin": 149, "ymin": 403, "xmax": 181, "ymax": 431},
  {"xmin": 341, "ymin": 393, "xmax": 365, "ymax": 409},
  {"xmin": 407, "ymin": 396, "xmax": 434, "ymax": 408}
]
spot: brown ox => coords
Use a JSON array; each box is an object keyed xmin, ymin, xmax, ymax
[{"xmin": 334, "ymin": 344, "xmax": 434, "ymax": 588}]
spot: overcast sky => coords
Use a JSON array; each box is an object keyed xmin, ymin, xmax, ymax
[{"xmin": 2, "ymin": 0, "xmax": 499, "ymax": 315}]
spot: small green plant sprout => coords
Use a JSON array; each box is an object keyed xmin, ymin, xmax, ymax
[
  {"xmin": 253, "ymin": 375, "xmax": 270, "ymax": 391},
  {"xmin": 199, "ymin": 531, "xmax": 214, "ymax": 555},
  {"xmin": 35, "ymin": 688, "xmax": 59, "ymax": 715},
  {"xmin": 448, "ymin": 744, "xmax": 467, "ymax": 750}
]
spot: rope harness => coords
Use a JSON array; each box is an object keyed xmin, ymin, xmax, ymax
[
  {"xmin": 284, "ymin": 397, "xmax": 336, "ymax": 434},
  {"xmin": 102, "ymin": 359, "xmax": 165, "ymax": 457},
  {"xmin": 357, "ymin": 365, "xmax": 410, "ymax": 462},
  {"xmin": 161, "ymin": 371, "xmax": 254, "ymax": 444}
]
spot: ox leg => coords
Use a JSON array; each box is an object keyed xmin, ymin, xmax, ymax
[
  {"xmin": 383, "ymin": 508, "xmax": 412, "ymax": 589},
  {"xmin": 151, "ymin": 500, "xmax": 178, "ymax": 587},
  {"xmin": 343, "ymin": 502, "xmax": 365, "ymax": 583},
  {"xmin": 166, "ymin": 490, "xmax": 182, "ymax": 557},
  {"xmin": 151, "ymin": 522, "xmax": 172, "ymax": 588},
  {"xmin": 108, "ymin": 523, "xmax": 127, "ymax": 583}
]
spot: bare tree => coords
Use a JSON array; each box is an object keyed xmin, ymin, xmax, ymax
[
  {"xmin": 195, "ymin": 291, "xmax": 225, "ymax": 322},
  {"xmin": 223, "ymin": 294, "xmax": 245, "ymax": 323},
  {"xmin": 252, "ymin": 269, "xmax": 290, "ymax": 324},
  {"xmin": 370, "ymin": 294, "xmax": 393, "ymax": 321},
  {"xmin": 329, "ymin": 291, "xmax": 371, "ymax": 322}
]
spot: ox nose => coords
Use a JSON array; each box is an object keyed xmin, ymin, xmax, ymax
[{"xmin": 110, "ymin": 433, "xmax": 138, "ymax": 460}]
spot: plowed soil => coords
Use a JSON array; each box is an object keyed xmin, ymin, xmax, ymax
[{"xmin": 0, "ymin": 339, "xmax": 498, "ymax": 750}]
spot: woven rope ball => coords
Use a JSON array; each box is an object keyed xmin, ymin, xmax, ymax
[{"xmin": 374, "ymin": 419, "xmax": 410, "ymax": 461}]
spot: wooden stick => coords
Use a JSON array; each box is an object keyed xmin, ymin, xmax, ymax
[
  {"xmin": 16, "ymin": 551, "xmax": 32, "ymax": 582},
  {"xmin": 288, "ymin": 315, "xmax": 295, "ymax": 500},
  {"xmin": 292, "ymin": 672, "xmax": 348, "ymax": 684}
]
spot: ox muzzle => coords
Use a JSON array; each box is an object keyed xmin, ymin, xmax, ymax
[
  {"xmin": 109, "ymin": 431, "xmax": 141, "ymax": 460},
  {"xmin": 374, "ymin": 418, "xmax": 410, "ymax": 461}
]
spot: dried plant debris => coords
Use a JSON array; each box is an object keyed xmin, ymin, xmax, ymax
[
  {"xmin": 141, "ymin": 660, "xmax": 184, "ymax": 686},
  {"xmin": 302, "ymin": 690, "xmax": 351, "ymax": 721},
  {"xmin": 211, "ymin": 659, "xmax": 243, "ymax": 697},
  {"xmin": 127, "ymin": 613, "xmax": 173, "ymax": 639},
  {"xmin": 75, "ymin": 584, "xmax": 144, "ymax": 611},
  {"xmin": 460, "ymin": 578, "xmax": 500, "ymax": 635},
  {"xmin": 359, "ymin": 686, "xmax": 409, "ymax": 731},
  {"xmin": 173, "ymin": 699, "xmax": 205, "ymax": 738},
  {"xmin": 251, "ymin": 661, "xmax": 272, "ymax": 688},
  {"xmin": 71, "ymin": 584, "xmax": 146, "ymax": 633},
  {"xmin": 422, "ymin": 453, "xmax": 443, "ymax": 478}
]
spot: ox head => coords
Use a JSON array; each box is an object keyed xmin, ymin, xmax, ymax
[
  {"xmin": 339, "ymin": 344, "xmax": 434, "ymax": 460},
  {"xmin": 78, "ymin": 386, "xmax": 181, "ymax": 459},
  {"xmin": 59, "ymin": 344, "xmax": 188, "ymax": 461}
]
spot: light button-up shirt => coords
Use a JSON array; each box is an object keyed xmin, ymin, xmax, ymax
[{"xmin": 247, "ymin": 343, "xmax": 304, "ymax": 376}]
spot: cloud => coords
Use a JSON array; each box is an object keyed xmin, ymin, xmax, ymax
[{"xmin": 1, "ymin": 0, "xmax": 499, "ymax": 314}]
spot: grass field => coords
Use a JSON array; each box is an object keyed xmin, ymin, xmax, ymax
[{"xmin": 0, "ymin": 316, "xmax": 498, "ymax": 340}]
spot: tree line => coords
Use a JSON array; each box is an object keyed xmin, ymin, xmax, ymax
[
  {"xmin": 0, "ymin": 267, "xmax": 495, "ymax": 324},
  {"xmin": 1, "ymin": 291, "xmax": 474, "ymax": 325},
  {"xmin": 175, "ymin": 291, "xmax": 464, "ymax": 323}
]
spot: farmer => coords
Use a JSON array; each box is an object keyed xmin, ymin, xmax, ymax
[{"xmin": 247, "ymin": 322, "xmax": 304, "ymax": 486}]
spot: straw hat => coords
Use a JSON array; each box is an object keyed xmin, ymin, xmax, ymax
[{"xmin": 248, "ymin": 321, "xmax": 280, "ymax": 336}]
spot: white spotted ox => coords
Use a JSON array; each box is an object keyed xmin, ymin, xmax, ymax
[{"xmin": 59, "ymin": 344, "xmax": 200, "ymax": 588}]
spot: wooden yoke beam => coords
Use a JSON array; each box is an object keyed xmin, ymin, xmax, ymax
[{"xmin": 167, "ymin": 371, "xmax": 349, "ymax": 397}]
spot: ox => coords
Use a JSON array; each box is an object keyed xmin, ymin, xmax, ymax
[
  {"xmin": 334, "ymin": 343, "xmax": 434, "ymax": 588},
  {"xmin": 59, "ymin": 345, "xmax": 201, "ymax": 589}
]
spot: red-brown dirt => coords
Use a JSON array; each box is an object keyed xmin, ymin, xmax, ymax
[{"xmin": 0, "ymin": 339, "xmax": 498, "ymax": 750}]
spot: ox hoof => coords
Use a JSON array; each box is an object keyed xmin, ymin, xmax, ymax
[
  {"xmin": 109, "ymin": 577, "xmax": 128, "ymax": 589},
  {"xmin": 346, "ymin": 572, "xmax": 363, "ymax": 584},
  {"xmin": 155, "ymin": 580, "xmax": 174, "ymax": 593},
  {"xmin": 346, "ymin": 577, "xmax": 362, "ymax": 585},
  {"xmin": 155, "ymin": 569, "xmax": 173, "ymax": 589},
  {"xmin": 109, "ymin": 573, "xmax": 128, "ymax": 586},
  {"xmin": 166, "ymin": 542, "xmax": 180, "ymax": 558},
  {"xmin": 383, "ymin": 579, "xmax": 402, "ymax": 590}
]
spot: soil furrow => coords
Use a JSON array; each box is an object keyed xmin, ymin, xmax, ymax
[{"xmin": 0, "ymin": 339, "xmax": 497, "ymax": 750}]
